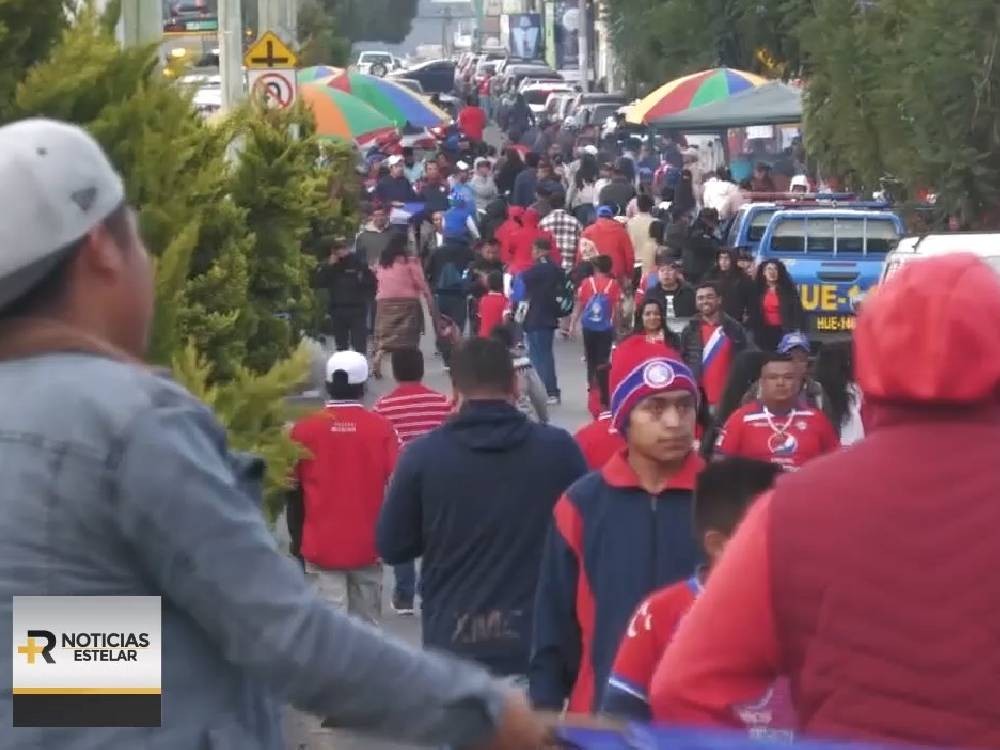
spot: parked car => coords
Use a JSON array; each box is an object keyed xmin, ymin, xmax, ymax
[
  {"xmin": 521, "ymin": 82, "xmax": 573, "ymax": 118},
  {"xmin": 499, "ymin": 63, "xmax": 559, "ymax": 93},
  {"xmin": 392, "ymin": 78, "xmax": 425, "ymax": 95},
  {"xmin": 881, "ymin": 232, "xmax": 1000, "ymax": 283},
  {"xmin": 389, "ymin": 58, "xmax": 456, "ymax": 95},
  {"xmin": 567, "ymin": 92, "xmax": 628, "ymax": 115},
  {"xmin": 544, "ymin": 91, "xmax": 575, "ymax": 124},
  {"xmin": 356, "ymin": 50, "xmax": 395, "ymax": 77}
]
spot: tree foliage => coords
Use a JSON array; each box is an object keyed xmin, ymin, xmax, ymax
[
  {"xmin": 297, "ymin": 0, "xmax": 351, "ymax": 68},
  {"xmin": 328, "ymin": 0, "xmax": 418, "ymax": 46},
  {"xmin": 0, "ymin": 0, "xmax": 68, "ymax": 121},
  {"xmin": 800, "ymin": 0, "xmax": 1000, "ymax": 227},
  {"xmin": 7, "ymin": 7, "xmax": 361, "ymax": 513}
]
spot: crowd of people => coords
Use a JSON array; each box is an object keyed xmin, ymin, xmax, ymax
[{"xmin": 5, "ymin": 110, "xmax": 1000, "ymax": 750}]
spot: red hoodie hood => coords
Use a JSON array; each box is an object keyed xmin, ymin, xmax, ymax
[
  {"xmin": 521, "ymin": 208, "xmax": 540, "ymax": 229},
  {"xmin": 507, "ymin": 205, "xmax": 525, "ymax": 221},
  {"xmin": 855, "ymin": 253, "xmax": 1000, "ymax": 405}
]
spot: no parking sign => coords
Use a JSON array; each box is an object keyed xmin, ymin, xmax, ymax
[{"xmin": 248, "ymin": 69, "xmax": 297, "ymax": 109}]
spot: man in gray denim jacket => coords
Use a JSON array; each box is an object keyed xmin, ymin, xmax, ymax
[{"xmin": 0, "ymin": 119, "xmax": 549, "ymax": 749}]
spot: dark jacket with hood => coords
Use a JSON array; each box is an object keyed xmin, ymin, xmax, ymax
[
  {"xmin": 705, "ymin": 267, "xmax": 754, "ymax": 322},
  {"xmin": 679, "ymin": 314, "xmax": 751, "ymax": 382},
  {"xmin": 378, "ymin": 401, "xmax": 587, "ymax": 676},
  {"xmin": 645, "ymin": 281, "xmax": 697, "ymax": 319},
  {"xmin": 315, "ymin": 254, "xmax": 376, "ymax": 310},
  {"xmin": 512, "ymin": 167, "xmax": 539, "ymax": 208}
]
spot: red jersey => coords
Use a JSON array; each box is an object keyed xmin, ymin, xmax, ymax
[
  {"xmin": 607, "ymin": 578, "xmax": 698, "ymax": 708},
  {"xmin": 716, "ymin": 401, "xmax": 839, "ymax": 471},
  {"xmin": 291, "ymin": 402, "xmax": 399, "ymax": 569},
  {"xmin": 699, "ymin": 321, "xmax": 733, "ymax": 407},
  {"xmin": 477, "ymin": 291, "xmax": 508, "ymax": 338},
  {"xmin": 574, "ymin": 412, "xmax": 626, "ymax": 470},
  {"xmin": 577, "ymin": 273, "xmax": 622, "ymax": 331},
  {"xmin": 607, "ymin": 576, "xmax": 796, "ymax": 739},
  {"xmin": 373, "ymin": 383, "xmax": 452, "ymax": 444},
  {"xmin": 457, "ymin": 105, "xmax": 487, "ymax": 142}
]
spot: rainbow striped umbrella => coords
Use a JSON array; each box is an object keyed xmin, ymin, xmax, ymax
[
  {"xmin": 297, "ymin": 65, "xmax": 343, "ymax": 84},
  {"xmin": 626, "ymin": 67, "xmax": 768, "ymax": 125},
  {"xmin": 299, "ymin": 84, "xmax": 397, "ymax": 145},
  {"xmin": 323, "ymin": 71, "xmax": 451, "ymax": 128}
]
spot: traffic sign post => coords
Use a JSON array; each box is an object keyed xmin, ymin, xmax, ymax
[{"xmin": 248, "ymin": 68, "xmax": 298, "ymax": 109}]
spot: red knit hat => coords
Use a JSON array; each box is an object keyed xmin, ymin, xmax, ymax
[
  {"xmin": 855, "ymin": 253, "xmax": 1000, "ymax": 404},
  {"xmin": 609, "ymin": 338, "xmax": 699, "ymax": 432}
]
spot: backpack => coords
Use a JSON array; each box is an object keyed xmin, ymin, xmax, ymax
[
  {"xmin": 436, "ymin": 261, "xmax": 466, "ymax": 293},
  {"xmin": 581, "ymin": 277, "xmax": 615, "ymax": 331},
  {"xmin": 554, "ymin": 272, "xmax": 576, "ymax": 318}
]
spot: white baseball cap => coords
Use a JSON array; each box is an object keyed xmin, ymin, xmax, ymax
[
  {"xmin": 325, "ymin": 350, "xmax": 369, "ymax": 384},
  {"xmin": 0, "ymin": 119, "xmax": 125, "ymax": 310},
  {"xmin": 790, "ymin": 174, "xmax": 810, "ymax": 190},
  {"xmin": 456, "ymin": 160, "xmax": 471, "ymax": 171},
  {"xmin": 386, "ymin": 154, "xmax": 404, "ymax": 166},
  {"xmin": 581, "ymin": 144, "xmax": 598, "ymax": 155}
]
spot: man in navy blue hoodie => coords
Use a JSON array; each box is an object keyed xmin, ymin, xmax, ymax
[
  {"xmin": 378, "ymin": 337, "xmax": 587, "ymax": 678},
  {"xmin": 530, "ymin": 339, "xmax": 705, "ymax": 714}
]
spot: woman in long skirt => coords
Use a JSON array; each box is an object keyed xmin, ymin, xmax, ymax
[{"xmin": 372, "ymin": 233, "xmax": 437, "ymax": 378}]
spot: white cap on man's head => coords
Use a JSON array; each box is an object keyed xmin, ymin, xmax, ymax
[
  {"xmin": 325, "ymin": 349, "xmax": 369, "ymax": 384},
  {"xmin": 581, "ymin": 144, "xmax": 598, "ymax": 155},
  {"xmin": 456, "ymin": 160, "xmax": 471, "ymax": 171},
  {"xmin": 386, "ymin": 154, "xmax": 404, "ymax": 166},
  {"xmin": 0, "ymin": 118, "xmax": 125, "ymax": 310},
  {"xmin": 790, "ymin": 174, "xmax": 810, "ymax": 190}
]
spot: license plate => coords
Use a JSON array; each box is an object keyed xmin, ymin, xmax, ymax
[{"xmin": 812, "ymin": 315, "xmax": 856, "ymax": 333}]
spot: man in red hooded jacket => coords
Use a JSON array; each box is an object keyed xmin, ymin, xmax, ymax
[
  {"xmin": 506, "ymin": 207, "xmax": 558, "ymax": 275},
  {"xmin": 651, "ymin": 254, "xmax": 1000, "ymax": 749},
  {"xmin": 580, "ymin": 205, "xmax": 635, "ymax": 285}
]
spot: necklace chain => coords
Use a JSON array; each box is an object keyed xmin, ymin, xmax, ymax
[{"xmin": 763, "ymin": 405, "xmax": 795, "ymax": 435}]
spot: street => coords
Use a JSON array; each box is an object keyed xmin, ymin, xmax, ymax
[{"xmin": 287, "ymin": 329, "xmax": 594, "ymax": 750}]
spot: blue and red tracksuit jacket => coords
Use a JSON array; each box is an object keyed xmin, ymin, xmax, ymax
[{"xmin": 529, "ymin": 449, "xmax": 704, "ymax": 714}]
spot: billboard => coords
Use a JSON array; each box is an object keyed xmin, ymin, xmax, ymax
[
  {"xmin": 502, "ymin": 13, "xmax": 543, "ymax": 59},
  {"xmin": 162, "ymin": 0, "xmax": 218, "ymax": 33},
  {"xmin": 552, "ymin": 0, "xmax": 580, "ymax": 70}
]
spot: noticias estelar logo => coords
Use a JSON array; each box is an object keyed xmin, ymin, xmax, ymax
[
  {"xmin": 16, "ymin": 630, "xmax": 56, "ymax": 665},
  {"xmin": 17, "ymin": 629, "xmax": 151, "ymax": 665}
]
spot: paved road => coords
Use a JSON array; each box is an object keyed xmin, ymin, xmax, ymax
[{"xmin": 287, "ymin": 329, "xmax": 595, "ymax": 750}]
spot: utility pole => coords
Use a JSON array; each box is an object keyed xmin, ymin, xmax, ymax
[
  {"xmin": 578, "ymin": 0, "xmax": 590, "ymax": 93},
  {"xmin": 219, "ymin": 0, "xmax": 244, "ymax": 110},
  {"xmin": 258, "ymin": 0, "xmax": 298, "ymax": 46},
  {"xmin": 442, "ymin": 5, "xmax": 453, "ymax": 57},
  {"xmin": 120, "ymin": 0, "xmax": 161, "ymax": 47}
]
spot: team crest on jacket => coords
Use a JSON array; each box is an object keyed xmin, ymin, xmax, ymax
[
  {"xmin": 643, "ymin": 361, "xmax": 675, "ymax": 389},
  {"xmin": 768, "ymin": 431, "xmax": 799, "ymax": 455}
]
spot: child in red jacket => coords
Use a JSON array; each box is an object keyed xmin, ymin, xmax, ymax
[
  {"xmin": 477, "ymin": 271, "xmax": 508, "ymax": 339},
  {"xmin": 603, "ymin": 457, "xmax": 794, "ymax": 739},
  {"xmin": 574, "ymin": 365, "xmax": 625, "ymax": 470}
]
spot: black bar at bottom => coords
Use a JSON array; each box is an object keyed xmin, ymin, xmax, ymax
[{"xmin": 13, "ymin": 693, "xmax": 161, "ymax": 727}]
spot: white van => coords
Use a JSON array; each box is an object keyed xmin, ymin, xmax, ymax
[{"xmin": 880, "ymin": 233, "xmax": 1000, "ymax": 282}]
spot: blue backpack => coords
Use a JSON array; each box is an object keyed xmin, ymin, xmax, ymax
[{"xmin": 581, "ymin": 277, "xmax": 615, "ymax": 331}]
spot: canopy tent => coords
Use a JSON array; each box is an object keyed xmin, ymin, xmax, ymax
[
  {"xmin": 626, "ymin": 67, "xmax": 767, "ymax": 125},
  {"xmin": 643, "ymin": 82, "xmax": 802, "ymax": 129}
]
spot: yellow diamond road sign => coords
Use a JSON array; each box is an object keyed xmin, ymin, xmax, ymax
[{"xmin": 244, "ymin": 31, "xmax": 298, "ymax": 69}]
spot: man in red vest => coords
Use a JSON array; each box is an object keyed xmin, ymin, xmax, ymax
[
  {"xmin": 289, "ymin": 350, "xmax": 398, "ymax": 624},
  {"xmin": 650, "ymin": 254, "xmax": 1000, "ymax": 748}
]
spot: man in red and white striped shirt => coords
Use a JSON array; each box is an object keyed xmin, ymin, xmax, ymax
[{"xmin": 373, "ymin": 348, "xmax": 453, "ymax": 614}]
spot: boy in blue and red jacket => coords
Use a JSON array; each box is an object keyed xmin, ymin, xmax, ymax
[
  {"xmin": 603, "ymin": 457, "xmax": 794, "ymax": 741},
  {"xmin": 529, "ymin": 339, "xmax": 705, "ymax": 714}
]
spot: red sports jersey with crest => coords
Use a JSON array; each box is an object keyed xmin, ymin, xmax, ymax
[
  {"xmin": 606, "ymin": 576, "xmax": 796, "ymax": 739},
  {"xmin": 716, "ymin": 401, "xmax": 838, "ymax": 471}
]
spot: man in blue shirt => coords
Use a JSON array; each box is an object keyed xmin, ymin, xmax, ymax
[{"xmin": 512, "ymin": 236, "xmax": 566, "ymax": 405}]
